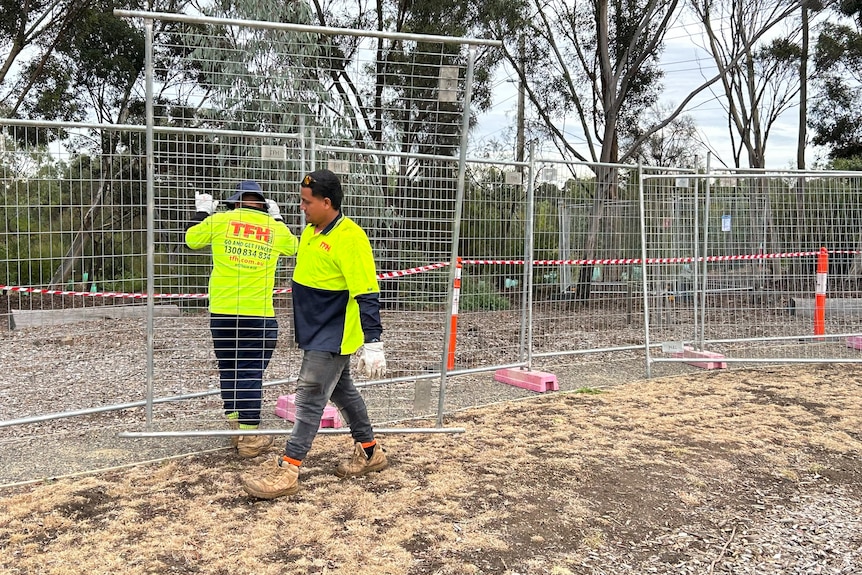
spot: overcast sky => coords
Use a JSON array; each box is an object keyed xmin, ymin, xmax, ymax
[{"xmin": 470, "ymin": 12, "xmax": 830, "ymax": 171}]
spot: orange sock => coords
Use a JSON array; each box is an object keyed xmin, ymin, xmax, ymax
[{"xmin": 282, "ymin": 456, "xmax": 302, "ymax": 467}]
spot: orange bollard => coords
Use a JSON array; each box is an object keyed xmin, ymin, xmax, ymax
[
  {"xmin": 447, "ymin": 257, "xmax": 462, "ymax": 370},
  {"xmin": 814, "ymin": 247, "xmax": 828, "ymax": 339}
]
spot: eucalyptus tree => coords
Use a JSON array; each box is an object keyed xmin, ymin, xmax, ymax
[
  {"xmin": 483, "ymin": 0, "xmax": 679, "ymax": 294},
  {"xmin": 690, "ymin": 0, "xmax": 815, "ymax": 286},
  {"xmin": 0, "ymin": 0, "xmax": 91, "ymax": 116},
  {"xmin": 690, "ymin": 0, "xmax": 807, "ymax": 169},
  {"xmin": 487, "ymin": 0, "xmax": 674, "ymax": 168},
  {"xmin": 487, "ymin": 0, "xmax": 811, "ymax": 171},
  {"xmin": 621, "ymin": 103, "xmax": 701, "ymax": 168},
  {"xmin": 1, "ymin": 0, "xmax": 147, "ymax": 151},
  {"xmin": 810, "ymin": 0, "xmax": 862, "ymax": 161},
  {"xmin": 294, "ymin": 0, "xmax": 500, "ymax": 279},
  {"xmin": 1, "ymin": 0, "xmax": 147, "ymax": 287},
  {"xmin": 482, "ymin": 0, "xmax": 812, "ymax": 296},
  {"xmin": 177, "ymin": 1, "xmax": 325, "ymax": 178}
]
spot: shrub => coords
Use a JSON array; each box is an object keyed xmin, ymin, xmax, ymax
[{"xmin": 460, "ymin": 279, "xmax": 511, "ymax": 311}]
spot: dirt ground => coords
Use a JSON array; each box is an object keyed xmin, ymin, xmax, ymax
[{"xmin": 1, "ymin": 363, "xmax": 860, "ymax": 575}]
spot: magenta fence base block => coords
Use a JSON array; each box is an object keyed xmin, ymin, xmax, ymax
[
  {"xmin": 494, "ymin": 368, "xmax": 559, "ymax": 393},
  {"xmin": 275, "ymin": 394, "xmax": 343, "ymax": 429},
  {"xmin": 672, "ymin": 346, "xmax": 728, "ymax": 370}
]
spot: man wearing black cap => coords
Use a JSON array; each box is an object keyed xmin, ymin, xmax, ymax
[
  {"xmin": 185, "ymin": 180, "xmax": 298, "ymax": 458},
  {"xmin": 241, "ymin": 169, "xmax": 388, "ymax": 499}
]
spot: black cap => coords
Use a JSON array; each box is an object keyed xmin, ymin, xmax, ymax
[
  {"xmin": 300, "ymin": 169, "xmax": 343, "ymax": 209},
  {"xmin": 224, "ymin": 180, "xmax": 266, "ymax": 205},
  {"xmin": 300, "ymin": 169, "xmax": 342, "ymax": 196}
]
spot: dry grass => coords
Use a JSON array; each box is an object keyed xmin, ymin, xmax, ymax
[{"xmin": 1, "ymin": 363, "xmax": 861, "ymax": 574}]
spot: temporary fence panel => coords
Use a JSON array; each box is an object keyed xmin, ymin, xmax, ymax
[
  {"xmin": 0, "ymin": 10, "xmax": 502, "ymax": 451},
  {"xmin": 457, "ymin": 161, "xmax": 531, "ymax": 364},
  {"xmin": 314, "ymin": 150, "xmax": 466, "ymax": 423},
  {"xmin": 128, "ymin": 12, "xmax": 495, "ymax": 433},
  {"xmin": 7, "ymin": 11, "xmax": 862, "ymax": 477},
  {"xmin": 524, "ymin": 163, "xmax": 682, "ymax": 383},
  {"xmin": 642, "ymin": 170, "xmax": 862, "ymax": 371},
  {"xmin": 0, "ymin": 122, "xmax": 156, "ymax": 437}
]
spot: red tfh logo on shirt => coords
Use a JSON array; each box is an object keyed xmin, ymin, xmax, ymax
[
  {"xmin": 228, "ymin": 221, "xmax": 272, "ymax": 243},
  {"xmin": 320, "ymin": 241, "xmax": 331, "ymax": 252}
]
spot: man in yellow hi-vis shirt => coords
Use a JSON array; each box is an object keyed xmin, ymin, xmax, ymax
[
  {"xmin": 242, "ymin": 169, "xmax": 388, "ymax": 499},
  {"xmin": 185, "ymin": 180, "xmax": 298, "ymax": 458}
]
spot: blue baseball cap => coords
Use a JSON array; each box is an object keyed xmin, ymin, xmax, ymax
[{"xmin": 224, "ymin": 180, "xmax": 266, "ymax": 205}]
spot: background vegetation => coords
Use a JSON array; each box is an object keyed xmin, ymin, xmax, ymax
[{"xmin": 3, "ymin": 0, "xmax": 862, "ymax": 296}]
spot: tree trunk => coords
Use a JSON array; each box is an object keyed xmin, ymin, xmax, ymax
[{"xmin": 48, "ymin": 179, "xmax": 108, "ymax": 288}]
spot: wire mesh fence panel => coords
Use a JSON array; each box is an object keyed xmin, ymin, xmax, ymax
[
  {"xmin": 0, "ymin": 123, "xmax": 171, "ymax": 478},
  {"xmin": 526, "ymin": 163, "xmax": 652, "ymax": 375},
  {"xmin": 136, "ymin": 13, "xmax": 487, "ymax": 432},
  {"xmin": 318, "ymin": 152, "xmax": 462, "ymax": 424},
  {"xmin": 8, "ymin": 11, "xmax": 862, "ymax": 472},
  {"xmin": 149, "ymin": 128, "xmax": 304, "ymax": 435},
  {"xmin": 0, "ymin": 122, "xmax": 152, "ymax": 419},
  {"xmin": 458, "ymin": 162, "xmax": 529, "ymax": 360},
  {"xmin": 643, "ymin": 171, "xmax": 862, "ymax": 367},
  {"xmin": 1, "ymin": 124, "xmax": 149, "ymax": 295},
  {"xmin": 0, "ymin": 12, "xmax": 494, "ymax": 443}
]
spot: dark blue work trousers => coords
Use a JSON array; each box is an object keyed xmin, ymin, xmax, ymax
[{"xmin": 210, "ymin": 314, "xmax": 278, "ymax": 426}]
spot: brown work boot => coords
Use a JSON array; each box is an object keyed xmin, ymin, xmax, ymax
[
  {"xmin": 236, "ymin": 434, "xmax": 273, "ymax": 458},
  {"xmin": 227, "ymin": 417, "xmax": 239, "ymax": 449},
  {"xmin": 242, "ymin": 456, "xmax": 300, "ymax": 499},
  {"xmin": 335, "ymin": 441, "xmax": 389, "ymax": 478}
]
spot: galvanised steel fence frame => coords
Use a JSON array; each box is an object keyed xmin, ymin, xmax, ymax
[
  {"xmin": 638, "ymin": 161, "xmax": 862, "ymax": 376},
  {"xmin": 3, "ymin": 12, "xmax": 862, "ymax": 449}
]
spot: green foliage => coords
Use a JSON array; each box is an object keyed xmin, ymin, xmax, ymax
[
  {"xmin": 771, "ymin": 176, "xmax": 862, "ymax": 252},
  {"xmin": 490, "ymin": 0, "xmax": 668, "ymax": 164},
  {"xmin": 155, "ymin": 251, "xmax": 210, "ymax": 297},
  {"xmin": 824, "ymin": 156, "xmax": 862, "ymax": 171},
  {"xmin": 460, "ymin": 166, "xmax": 527, "ymax": 260},
  {"xmin": 460, "ymin": 279, "xmax": 511, "ymax": 311},
  {"xmin": 16, "ymin": 3, "xmax": 145, "ymax": 133},
  {"xmin": 810, "ymin": 75, "xmax": 862, "ymax": 159},
  {"xmin": 380, "ymin": 250, "xmax": 450, "ymax": 310},
  {"xmin": 19, "ymin": 56, "xmax": 82, "ymax": 124},
  {"xmin": 812, "ymin": 18, "xmax": 862, "ymax": 160},
  {"xmin": 573, "ymin": 386, "xmax": 603, "ymax": 394},
  {"xmin": 1, "ymin": 233, "xmax": 64, "ymax": 286},
  {"xmin": 57, "ymin": 8, "xmax": 144, "ymax": 90}
]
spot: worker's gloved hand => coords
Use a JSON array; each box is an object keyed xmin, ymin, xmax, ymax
[
  {"xmin": 265, "ymin": 199, "xmax": 283, "ymax": 221},
  {"xmin": 195, "ymin": 192, "xmax": 218, "ymax": 215},
  {"xmin": 357, "ymin": 341, "xmax": 386, "ymax": 379}
]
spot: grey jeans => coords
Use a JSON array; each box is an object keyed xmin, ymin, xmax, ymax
[{"xmin": 284, "ymin": 350, "xmax": 375, "ymax": 461}]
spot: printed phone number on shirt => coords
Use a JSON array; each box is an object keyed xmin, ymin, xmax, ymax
[{"xmin": 223, "ymin": 243, "xmax": 272, "ymax": 260}]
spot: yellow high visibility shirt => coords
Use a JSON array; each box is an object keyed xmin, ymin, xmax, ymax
[
  {"xmin": 185, "ymin": 207, "xmax": 298, "ymax": 316},
  {"xmin": 292, "ymin": 213, "xmax": 381, "ymax": 354}
]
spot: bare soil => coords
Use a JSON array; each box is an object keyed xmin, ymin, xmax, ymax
[{"xmin": 1, "ymin": 363, "xmax": 860, "ymax": 574}]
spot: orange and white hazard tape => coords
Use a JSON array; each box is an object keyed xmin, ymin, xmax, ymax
[{"xmin": 0, "ymin": 249, "xmax": 845, "ymax": 300}]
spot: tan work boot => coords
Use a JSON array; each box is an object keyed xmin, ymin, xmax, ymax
[
  {"xmin": 227, "ymin": 417, "xmax": 239, "ymax": 449},
  {"xmin": 236, "ymin": 434, "xmax": 273, "ymax": 458},
  {"xmin": 335, "ymin": 441, "xmax": 389, "ymax": 478},
  {"xmin": 242, "ymin": 456, "xmax": 300, "ymax": 499}
]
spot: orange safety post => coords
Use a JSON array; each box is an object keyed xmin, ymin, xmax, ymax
[
  {"xmin": 447, "ymin": 257, "xmax": 462, "ymax": 371},
  {"xmin": 814, "ymin": 246, "xmax": 828, "ymax": 338}
]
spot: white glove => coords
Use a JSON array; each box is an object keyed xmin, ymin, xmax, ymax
[
  {"xmin": 195, "ymin": 192, "xmax": 218, "ymax": 215},
  {"xmin": 265, "ymin": 199, "xmax": 283, "ymax": 221},
  {"xmin": 357, "ymin": 341, "xmax": 386, "ymax": 379}
]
